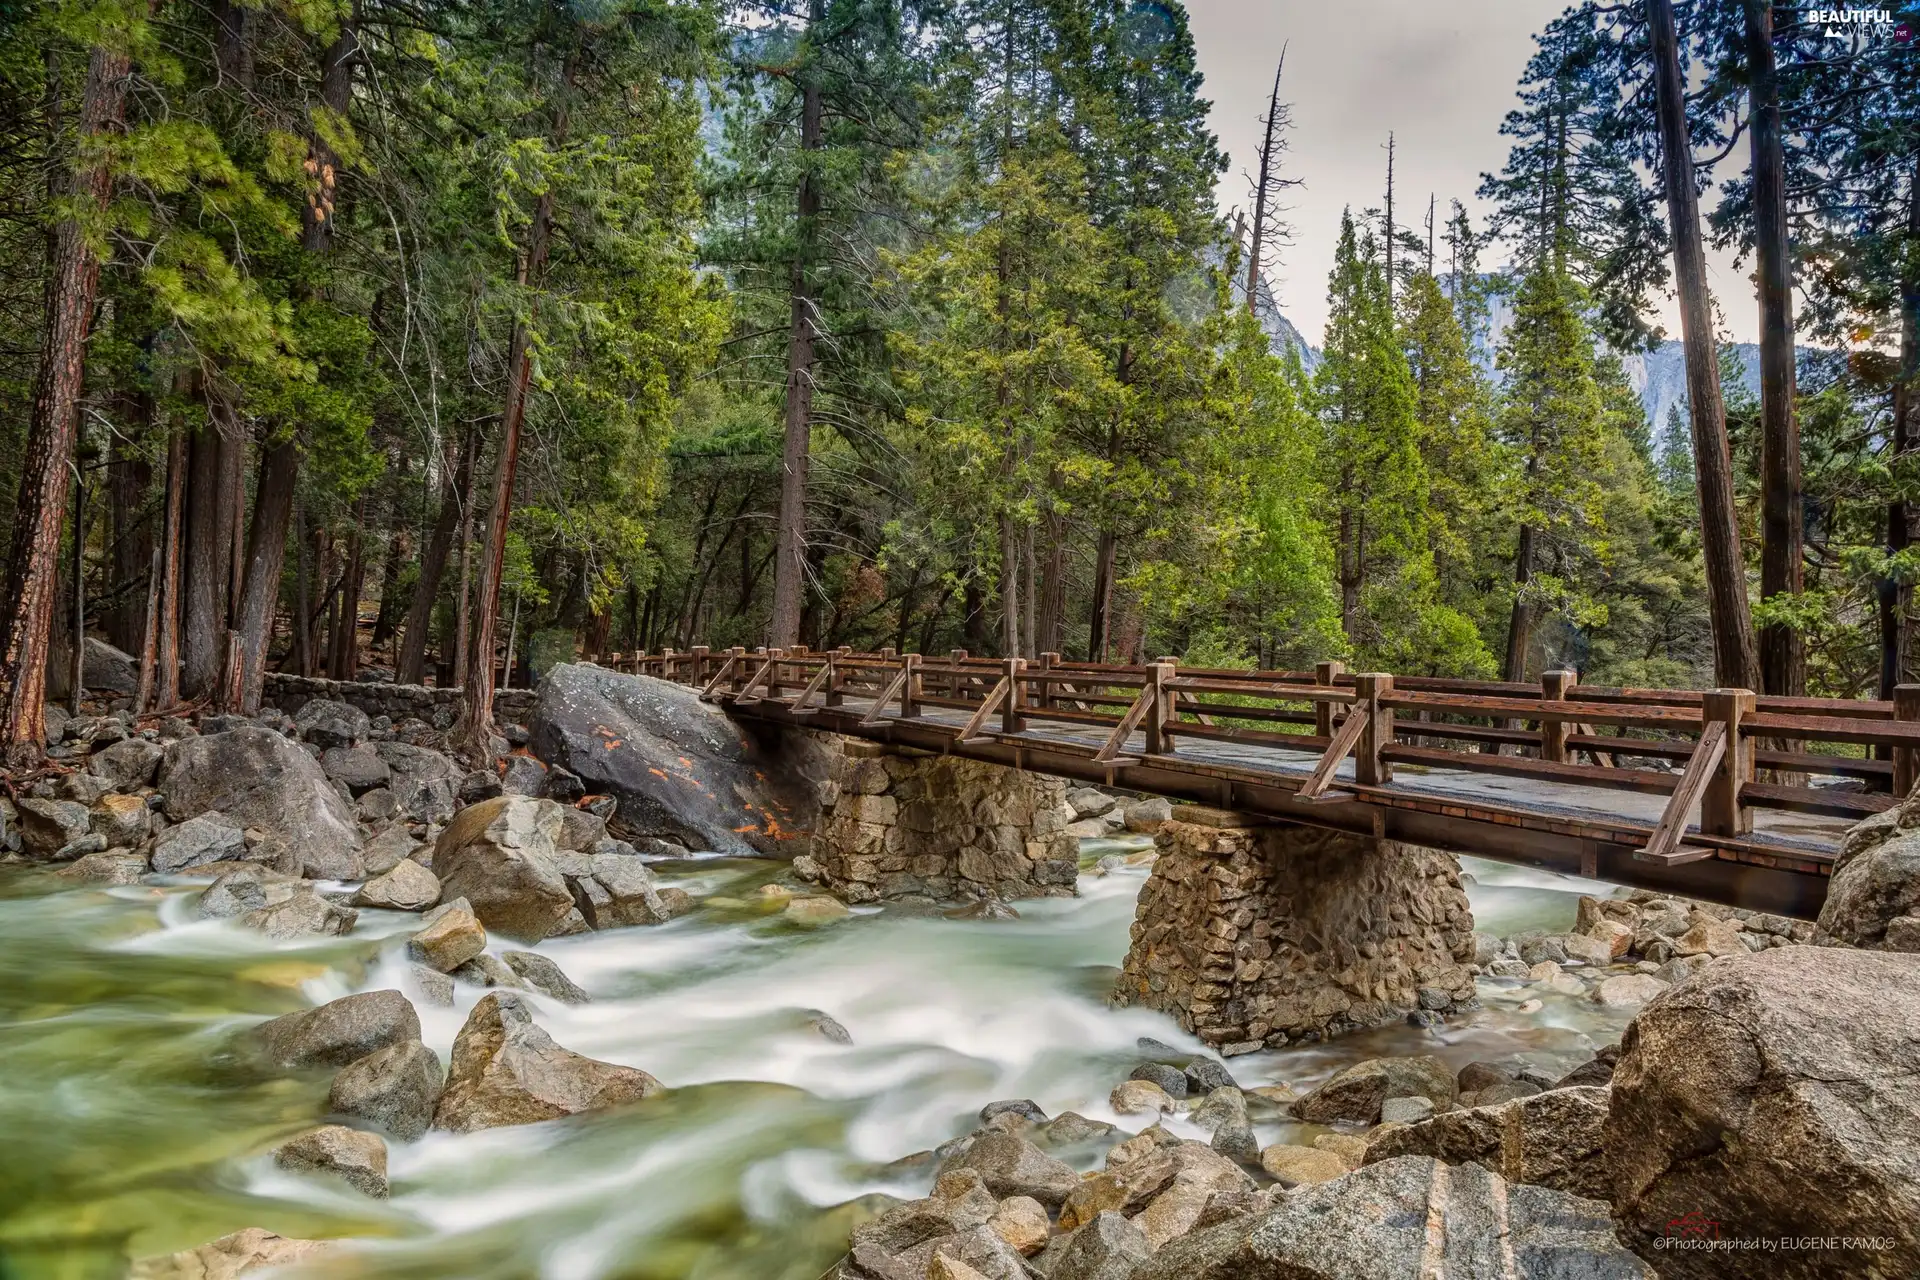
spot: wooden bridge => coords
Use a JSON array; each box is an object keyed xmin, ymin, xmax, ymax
[{"xmin": 619, "ymin": 646, "xmax": 1920, "ymax": 919}]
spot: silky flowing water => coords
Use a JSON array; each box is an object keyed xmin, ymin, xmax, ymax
[{"xmin": 0, "ymin": 839, "xmax": 1634, "ymax": 1280}]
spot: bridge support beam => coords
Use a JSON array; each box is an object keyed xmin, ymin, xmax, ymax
[{"xmin": 1115, "ymin": 808, "xmax": 1477, "ymax": 1053}]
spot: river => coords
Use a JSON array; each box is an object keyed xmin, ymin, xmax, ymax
[{"xmin": 0, "ymin": 837, "xmax": 1634, "ymax": 1280}]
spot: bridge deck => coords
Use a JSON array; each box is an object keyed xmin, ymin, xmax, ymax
[{"xmin": 623, "ymin": 647, "xmax": 1912, "ymax": 920}]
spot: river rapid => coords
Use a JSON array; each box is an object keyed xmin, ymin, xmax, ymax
[{"xmin": 0, "ymin": 838, "xmax": 1636, "ymax": 1280}]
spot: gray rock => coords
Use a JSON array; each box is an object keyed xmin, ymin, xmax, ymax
[
  {"xmin": 272, "ymin": 1125, "xmax": 388, "ymax": 1198},
  {"xmin": 197, "ymin": 864, "xmax": 286, "ymax": 918},
  {"xmin": 17, "ymin": 798, "xmax": 90, "ymax": 858},
  {"xmin": 556, "ymin": 805, "xmax": 607, "ymax": 852},
  {"xmin": 56, "ymin": 769, "xmax": 116, "ymax": 806},
  {"xmin": 980, "ymin": 1099, "xmax": 1047, "ymax": 1125},
  {"xmin": 502, "ymin": 950, "xmax": 589, "ymax": 1003},
  {"xmin": 328, "ymin": 1038, "xmax": 443, "ymax": 1141},
  {"xmin": 1517, "ymin": 934, "xmax": 1570, "ymax": 967},
  {"xmin": 460, "ymin": 769, "xmax": 505, "ymax": 804},
  {"xmin": 432, "ymin": 991, "xmax": 662, "ymax": 1132},
  {"xmin": 851, "ymin": 1168, "xmax": 997, "ymax": 1259},
  {"xmin": 1607, "ymin": 947, "xmax": 1920, "ymax": 1276},
  {"xmin": 1293, "ymin": 1054, "xmax": 1455, "ymax": 1125},
  {"xmin": 1818, "ymin": 828, "xmax": 1920, "ymax": 949},
  {"xmin": 499, "ymin": 754, "xmax": 548, "ymax": 796},
  {"xmin": 242, "ymin": 887, "xmax": 358, "ymax": 939},
  {"xmin": 1122, "ymin": 796, "xmax": 1173, "ymax": 833},
  {"xmin": 46, "ymin": 637, "xmax": 139, "ymax": 698},
  {"xmin": 429, "ymin": 795, "xmax": 575, "ymax": 941},
  {"xmin": 351, "ymin": 859, "xmax": 441, "ymax": 911},
  {"xmin": 527, "ymin": 664, "xmax": 827, "ymax": 856},
  {"xmin": 1365, "ymin": 1085, "xmax": 1612, "ymax": 1202},
  {"xmin": 294, "ymin": 699, "xmax": 370, "ymax": 749},
  {"xmin": 408, "ymin": 897, "xmax": 487, "ymax": 972},
  {"xmin": 1129, "ymin": 1061, "xmax": 1188, "ymax": 1099},
  {"xmin": 151, "ymin": 813, "xmax": 247, "ymax": 872},
  {"xmin": 87, "ymin": 736, "xmax": 163, "ymax": 789},
  {"xmin": 411, "ymin": 964, "xmax": 455, "ymax": 1006},
  {"xmin": 1049, "ymin": 1211, "xmax": 1150, "ymax": 1280},
  {"xmin": 55, "ymin": 849, "xmax": 149, "ymax": 885},
  {"xmin": 321, "ymin": 745, "xmax": 390, "ymax": 794},
  {"xmin": 360, "ymin": 825, "xmax": 420, "ymax": 875},
  {"xmin": 1211, "ymin": 1118, "xmax": 1260, "ymax": 1166},
  {"xmin": 1378, "ymin": 1095, "xmax": 1435, "ymax": 1125},
  {"xmin": 254, "ymin": 990, "xmax": 422, "ymax": 1070},
  {"xmin": 1135, "ymin": 1156, "xmax": 1647, "ymax": 1280},
  {"xmin": 157, "ymin": 727, "xmax": 362, "ymax": 878},
  {"xmin": 451, "ymin": 953, "xmax": 527, "ymax": 990},
  {"xmin": 936, "ymin": 1130, "xmax": 1079, "ymax": 1207},
  {"xmin": 1039, "ymin": 1112, "xmax": 1118, "ymax": 1147},
  {"xmin": 575, "ymin": 852, "xmax": 692, "ymax": 927},
  {"xmin": 372, "ymin": 741, "xmax": 462, "ymax": 823},
  {"xmin": 89, "ymin": 793, "xmax": 150, "ymax": 846},
  {"xmin": 1066, "ymin": 787, "xmax": 1117, "ymax": 819}
]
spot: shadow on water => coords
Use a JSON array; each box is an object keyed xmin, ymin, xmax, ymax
[{"xmin": 0, "ymin": 840, "xmax": 1637, "ymax": 1279}]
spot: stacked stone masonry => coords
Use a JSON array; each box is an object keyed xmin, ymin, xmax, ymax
[
  {"xmin": 264, "ymin": 675, "xmax": 536, "ymax": 729},
  {"xmin": 811, "ymin": 742, "xmax": 1080, "ymax": 902},
  {"xmin": 1115, "ymin": 812, "xmax": 1477, "ymax": 1052}
]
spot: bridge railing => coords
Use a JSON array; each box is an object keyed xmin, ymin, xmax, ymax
[{"xmin": 608, "ymin": 644, "xmax": 1920, "ymax": 868}]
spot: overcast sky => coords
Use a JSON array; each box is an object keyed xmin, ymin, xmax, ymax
[{"xmin": 1184, "ymin": 0, "xmax": 1757, "ymax": 348}]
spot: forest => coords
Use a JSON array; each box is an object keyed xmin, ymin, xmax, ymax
[{"xmin": 0, "ymin": 0, "xmax": 1916, "ymax": 765}]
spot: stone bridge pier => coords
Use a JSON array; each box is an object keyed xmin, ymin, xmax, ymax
[
  {"xmin": 1114, "ymin": 809, "xmax": 1478, "ymax": 1053},
  {"xmin": 806, "ymin": 742, "xmax": 1082, "ymax": 903}
]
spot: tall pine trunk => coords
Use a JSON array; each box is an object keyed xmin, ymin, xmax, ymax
[
  {"xmin": 181, "ymin": 411, "xmax": 231, "ymax": 700},
  {"xmin": 769, "ymin": 0, "xmax": 824, "ymax": 650},
  {"xmin": 1745, "ymin": 0, "xmax": 1804, "ymax": 697},
  {"xmin": 1648, "ymin": 0, "xmax": 1760, "ymax": 690},
  {"xmin": 0, "ymin": 39, "xmax": 139, "ymax": 762},
  {"xmin": 233, "ymin": 20, "xmax": 355, "ymax": 710},
  {"xmin": 397, "ymin": 427, "xmax": 471, "ymax": 683},
  {"xmin": 1504, "ymin": 523, "xmax": 1535, "ymax": 681},
  {"xmin": 105, "ymin": 386, "xmax": 154, "ymax": 654},
  {"xmin": 1881, "ymin": 155, "xmax": 1920, "ymax": 698}
]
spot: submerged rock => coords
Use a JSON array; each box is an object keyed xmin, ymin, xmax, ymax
[
  {"xmin": 502, "ymin": 950, "xmax": 589, "ymax": 1003},
  {"xmin": 254, "ymin": 990, "xmax": 422, "ymax": 1070},
  {"xmin": 129, "ymin": 1229, "xmax": 331, "ymax": 1279},
  {"xmin": 433, "ymin": 992, "xmax": 661, "ymax": 1132},
  {"xmin": 272, "ymin": 1124, "xmax": 388, "ymax": 1198},
  {"xmin": 1607, "ymin": 947, "xmax": 1920, "ymax": 1277},
  {"xmin": 329, "ymin": 1039, "xmax": 443, "ymax": 1141}
]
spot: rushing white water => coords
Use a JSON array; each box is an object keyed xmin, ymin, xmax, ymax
[{"xmin": 0, "ymin": 839, "xmax": 1634, "ymax": 1279}]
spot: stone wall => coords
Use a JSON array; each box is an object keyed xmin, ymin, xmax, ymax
[
  {"xmin": 1114, "ymin": 810, "xmax": 1476, "ymax": 1053},
  {"xmin": 808, "ymin": 742, "xmax": 1080, "ymax": 903},
  {"xmin": 264, "ymin": 674, "xmax": 536, "ymax": 728}
]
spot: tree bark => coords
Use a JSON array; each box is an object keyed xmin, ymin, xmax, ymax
[
  {"xmin": 398, "ymin": 427, "xmax": 471, "ymax": 683},
  {"xmin": 1648, "ymin": 0, "xmax": 1760, "ymax": 690},
  {"xmin": 457, "ymin": 127, "xmax": 562, "ymax": 757},
  {"xmin": 329, "ymin": 513, "xmax": 365, "ymax": 680},
  {"xmin": 1088, "ymin": 529, "xmax": 1117, "ymax": 661},
  {"xmin": 156, "ymin": 419, "xmax": 186, "ymax": 706},
  {"xmin": 0, "ymin": 40, "xmax": 138, "ymax": 763},
  {"xmin": 105, "ymin": 391, "xmax": 154, "ymax": 654},
  {"xmin": 1744, "ymin": 0, "xmax": 1804, "ymax": 697},
  {"xmin": 231, "ymin": 18, "xmax": 355, "ymax": 708},
  {"xmin": 181, "ymin": 410, "xmax": 229, "ymax": 700},
  {"xmin": 769, "ymin": 0, "xmax": 825, "ymax": 651},
  {"xmin": 1503, "ymin": 523, "xmax": 1535, "ymax": 682},
  {"xmin": 1881, "ymin": 155, "xmax": 1920, "ymax": 698},
  {"xmin": 1245, "ymin": 52, "xmax": 1286, "ymax": 314}
]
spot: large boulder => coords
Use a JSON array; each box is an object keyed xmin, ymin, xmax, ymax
[
  {"xmin": 430, "ymin": 795, "xmax": 574, "ymax": 941},
  {"xmin": 1133, "ymin": 1156, "xmax": 1648, "ymax": 1280},
  {"xmin": 372, "ymin": 741, "xmax": 462, "ymax": 823},
  {"xmin": 1363, "ymin": 1085, "xmax": 1611, "ymax": 1201},
  {"xmin": 433, "ymin": 991, "xmax": 661, "ymax": 1132},
  {"xmin": 293, "ymin": 698, "xmax": 369, "ymax": 748},
  {"xmin": 1606, "ymin": 948, "xmax": 1920, "ymax": 1277},
  {"xmin": 157, "ymin": 727, "xmax": 362, "ymax": 878},
  {"xmin": 87, "ymin": 736, "xmax": 164, "ymax": 789},
  {"xmin": 272, "ymin": 1124, "xmax": 388, "ymax": 1198},
  {"xmin": 46, "ymin": 636, "xmax": 138, "ymax": 698},
  {"xmin": 1817, "ymin": 823, "xmax": 1920, "ymax": 949},
  {"xmin": 329, "ymin": 1039, "xmax": 443, "ymax": 1140},
  {"xmin": 253, "ymin": 990, "xmax": 422, "ymax": 1070},
  {"xmin": 526, "ymin": 664, "xmax": 826, "ymax": 856},
  {"xmin": 935, "ymin": 1131, "xmax": 1079, "ymax": 1207}
]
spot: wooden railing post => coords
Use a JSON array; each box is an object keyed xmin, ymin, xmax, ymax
[
  {"xmin": 729, "ymin": 646, "xmax": 747, "ymax": 695},
  {"xmin": 1036, "ymin": 652, "xmax": 1058, "ymax": 712},
  {"xmin": 1144, "ymin": 661, "xmax": 1175, "ymax": 756},
  {"xmin": 1540, "ymin": 669, "xmax": 1572, "ymax": 763},
  {"xmin": 824, "ymin": 651, "xmax": 843, "ymax": 707},
  {"xmin": 1896, "ymin": 685, "xmax": 1920, "ymax": 796},
  {"xmin": 1700, "ymin": 688, "xmax": 1755, "ymax": 836},
  {"xmin": 900, "ymin": 652, "xmax": 921, "ymax": 719},
  {"xmin": 1353, "ymin": 672, "xmax": 1393, "ymax": 786},
  {"xmin": 1315, "ymin": 660, "xmax": 1346, "ymax": 737},
  {"xmin": 880, "ymin": 646, "xmax": 896, "ymax": 664},
  {"xmin": 1001, "ymin": 657, "xmax": 1027, "ymax": 734},
  {"xmin": 690, "ymin": 645, "xmax": 710, "ymax": 687},
  {"xmin": 950, "ymin": 649, "xmax": 967, "ymax": 699},
  {"xmin": 661, "ymin": 647, "xmax": 677, "ymax": 683}
]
